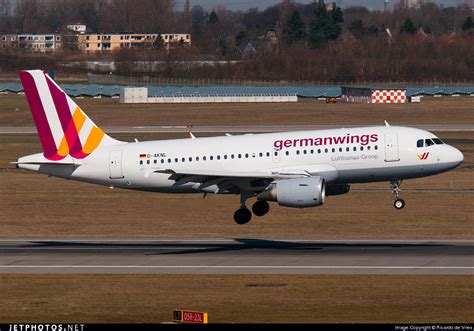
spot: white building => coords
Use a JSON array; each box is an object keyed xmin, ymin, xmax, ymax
[{"xmin": 67, "ymin": 24, "xmax": 87, "ymax": 34}]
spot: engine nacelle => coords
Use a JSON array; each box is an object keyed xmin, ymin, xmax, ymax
[{"xmin": 257, "ymin": 176, "xmax": 325, "ymax": 208}]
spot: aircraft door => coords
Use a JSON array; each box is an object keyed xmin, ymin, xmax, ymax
[
  {"xmin": 384, "ymin": 133, "xmax": 400, "ymax": 162},
  {"xmin": 109, "ymin": 150, "xmax": 124, "ymax": 179}
]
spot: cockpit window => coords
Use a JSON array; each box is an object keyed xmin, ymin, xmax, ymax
[
  {"xmin": 417, "ymin": 139, "xmax": 424, "ymax": 148},
  {"xmin": 433, "ymin": 138, "xmax": 444, "ymax": 145},
  {"xmin": 425, "ymin": 139, "xmax": 435, "ymax": 146}
]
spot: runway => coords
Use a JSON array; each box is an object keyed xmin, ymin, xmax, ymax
[
  {"xmin": 0, "ymin": 239, "xmax": 472, "ymax": 275},
  {"xmin": 1, "ymin": 123, "xmax": 473, "ymax": 134}
]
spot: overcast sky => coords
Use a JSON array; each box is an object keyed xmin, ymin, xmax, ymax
[{"xmin": 175, "ymin": 0, "xmax": 467, "ymax": 11}]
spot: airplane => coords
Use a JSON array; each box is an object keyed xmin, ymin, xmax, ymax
[{"xmin": 15, "ymin": 70, "xmax": 464, "ymax": 224}]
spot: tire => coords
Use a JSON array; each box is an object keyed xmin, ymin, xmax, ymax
[
  {"xmin": 233, "ymin": 208, "xmax": 252, "ymax": 224},
  {"xmin": 394, "ymin": 199, "xmax": 405, "ymax": 210},
  {"xmin": 252, "ymin": 200, "xmax": 270, "ymax": 217}
]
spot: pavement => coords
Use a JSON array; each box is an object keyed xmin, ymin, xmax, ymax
[
  {"xmin": 1, "ymin": 124, "xmax": 473, "ymax": 134},
  {"xmin": 0, "ymin": 239, "xmax": 472, "ymax": 275}
]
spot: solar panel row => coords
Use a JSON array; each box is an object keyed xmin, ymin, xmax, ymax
[{"xmin": 0, "ymin": 82, "xmax": 472, "ymax": 98}]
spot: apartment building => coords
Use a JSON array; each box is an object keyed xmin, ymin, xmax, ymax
[
  {"xmin": 0, "ymin": 34, "xmax": 62, "ymax": 52},
  {"xmin": 77, "ymin": 33, "xmax": 191, "ymax": 51}
]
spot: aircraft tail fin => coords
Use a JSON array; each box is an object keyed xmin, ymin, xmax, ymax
[{"xmin": 19, "ymin": 70, "xmax": 121, "ymax": 161}]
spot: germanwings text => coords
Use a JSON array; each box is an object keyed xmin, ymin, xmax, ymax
[{"xmin": 273, "ymin": 133, "xmax": 379, "ymax": 150}]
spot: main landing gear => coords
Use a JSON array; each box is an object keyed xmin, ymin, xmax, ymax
[
  {"xmin": 390, "ymin": 180, "xmax": 405, "ymax": 210},
  {"xmin": 233, "ymin": 192, "xmax": 270, "ymax": 225}
]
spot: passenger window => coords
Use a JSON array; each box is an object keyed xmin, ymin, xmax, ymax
[
  {"xmin": 147, "ymin": 160, "xmax": 150, "ymax": 164},
  {"xmin": 217, "ymin": 155, "xmax": 220, "ymax": 160},
  {"xmin": 182, "ymin": 157, "xmax": 185, "ymax": 162},
  {"xmin": 161, "ymin": 159, "xmax": 164, "ymax": 164},
  {"xmin": 346, "ymin": 147, "xmax": 349, "ymax": 152},
  {"xmin": 285, "ymin": 151, "xmax": 289, "ymax": 156},
  {"xmin": 353, "ymin": 147, "xmax": 357, "ymax": 151},
  {"xmin": 203, "ymin": 156, "xmax": 206, "ymax": 161},
  {"xmin": 339, "ymin": 148, "xmax": 342, "ymax": 152},
  {"xmin": 154, "ymin": 159, "xmax": 157, "ymax": 164},
  {"xmin": 311, "ymin": 150, "xmax": 314, "ymax": 154},
  {"xmin": 375, "ymin": 145, "xmax": 378, "ymax": 150},
  {"xmin": 425, "ymin": 139, "xmax": 435, "ymax": 146},
  {"xmin": 360, "ymin": 146, "xmax": 364, "ymax": 151},
  {"xmin": 167, "ymin": 159, "xmax": 171, "ymax": 163},
  {"xmin": 331, "ymin": 148, "xmax": 335, "ymax": 153},
  {"xmin": 210, "ymin": 156, "xmax": 213, "ymax": 160},
  {"xmin": 296, "ymin": 150, "xmax": 300, "ymax": 155},
  {"xmin": 189, "ymin": 157, "xmax": 192, "ymax": 162},
  {"xmin": 367, "ymin": 146, "xmax": 371, "ymax": 150},
  {"xmin": 266, "ymin": 152, "xmax": 270, "ymax": 157},
  {"xmin": 274, "ymin": 151, "xmax": 278, "ymax": 156},
  {"xmin": 318, "ymin": 149, "xmax": 321, "ymax": 154},
  {"xmin": 259, "ymin": 153, "xmax": 263, "ymax": 157},
  {"xmin": 196, "ymin": 157, "xmax": 199, "ymax": 161},
  {"xmin": 303, "ymin": 150, "xmax": 307, "ymax": 154},
  {"xmin": 175, "ymin": 158, "xmax": 178, "ymax": 163},
  {"xmin": 238, "ymin": 154, "xmax": 242, "ymax": 159},
  {"xmin": 417, "ymin": 139, "xmax": 424, "ymax": 148},
  {"xmin": 224, "ymin": 155, "xmax": 227, "ymax": 160},
  {"xmin": 245, "ymin": 153, "xmax": 249, "ymax": 158},
  {"xmin": 231, "ymin": 155, "xmax": 234, "ymax": 159},
  {"xmin": 325, "ymin": 149, "xmax": 328, "ymax": 153},
  {"xmin": 433, "ymin": 138, "xmax": 444, "ymax": 145},
  {"xmin": 139, "ymin": 160, "xmax": 143, "ymax": 165}
]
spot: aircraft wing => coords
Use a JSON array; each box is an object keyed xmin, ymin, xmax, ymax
[
  {"xmin": 153, "ymin": 165, "xmax": 338, "ymax": 194},
  {"xmin": 154, "ymin": 163, "xmax": 338, "ymax": 182},
  {"xmin": 153, "ymin": 168, "xmax": 310, "ymax": 194},
  {"xmin": 154, "ymin": 168, "xmax": 311, "ymax": 179}
]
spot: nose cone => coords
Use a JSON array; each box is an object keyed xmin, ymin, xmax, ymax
[{"xmin": 450, "ymin": 146, "xmax": 464, "ymax": 168}]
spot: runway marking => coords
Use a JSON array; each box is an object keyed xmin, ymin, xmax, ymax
[{"xmin": 0, "ymin": 265, "xmax": 472, "ymax": 269}]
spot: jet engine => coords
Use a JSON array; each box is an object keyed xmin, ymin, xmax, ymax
[{"xmin": 257, "ymin": 176, "xmax": 325, "ymax": 208}]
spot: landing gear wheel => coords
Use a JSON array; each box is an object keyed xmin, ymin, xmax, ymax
[
  {"xmin": 233, "ymin": 208, "xmax": 252, "ymax": 225},
  {"xmin": 394, "ymin": 199, "xmax": 405, "ymax": 210},
  {"xmin": 252, "ymin": 200, "xmax": 270, "ymax": 217}
]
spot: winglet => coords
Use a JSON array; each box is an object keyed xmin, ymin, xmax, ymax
[
  {"xmin": 384, "ymin": 120, "xmax": 390, "ymax": 127},
  {"xmin": 189, "ymin": 132, "xmax": 196, "ymax": 139}
]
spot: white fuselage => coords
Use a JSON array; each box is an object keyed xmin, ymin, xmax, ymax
[{"xmin": 18, "ymin": 125, "xmax": 464, "ymax": 194}]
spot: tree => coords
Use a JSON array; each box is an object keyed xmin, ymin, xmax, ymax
[
  {"xmin": 191, "ymin": 5, "xmax": 207, "ymax": 36},
  {"xmin": 348, "ymin": 19, "xmax": 365, "ymax": 38},
  {"xmin": 327, "ymin": 3, "xmax": 343, "ymax": 40},
  {"xmin": 218, "ymin": 38, "xmax": 227, "ymax": 56},
  {"xmin": 400, "ymin": 18, "xmax": 416, "ymax": 34},
  {"xmin": 208, "ymin": 9, "xmax": 218, "ymax": 24},
  {"xmin": 308, "ymin": 1, "xmax": 343, "ymax": 48},
  {"xmin": 462, "ymin": 16, "xmax": 473, "ymax": 31},
  {"xmin": 183, "ymin": 0, "xmax": 191, "ymax": 33},
  {"xmin": 309, "ymin": 2, "xmax": 329, "ymax": 48},
  {"xmin": 282, "ymin": 10, "xmax": 306, "ymax": 45},
  {"xmin": 235, "ymin": 31, "xmax": 246, "ymax": 47},
  {"xmin": 367, "ymin": 25, "xmax": 379, "ymax": 36}
]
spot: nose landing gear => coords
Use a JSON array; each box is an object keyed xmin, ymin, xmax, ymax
[{"xmin": 390, "ymin": 180, "xmax": 405, "ymax": 210}]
